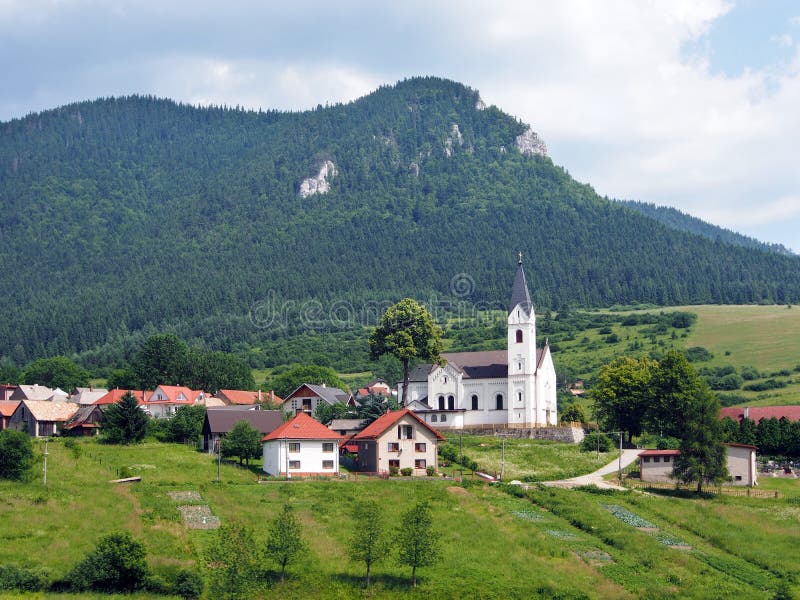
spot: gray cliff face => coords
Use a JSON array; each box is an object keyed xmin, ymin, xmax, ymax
[
  {"xmin": 515, "ymin": 128, "xmax": 547, "ymax": 157},
  {"xmin": 299, "ymin": 160, "xmax": 337, "ymax": 197}
]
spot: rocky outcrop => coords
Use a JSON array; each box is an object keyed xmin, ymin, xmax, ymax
[
  {"xmin": 444, "ymin": 123, "xmax": 464, "ymax": 157},
  {"xmin": 299, "ymin": 160, "xmax": 337, "ymax": 198},
  {"xmin": 515, "ymin": 127, "xmax": 547, "ymax": 157}
]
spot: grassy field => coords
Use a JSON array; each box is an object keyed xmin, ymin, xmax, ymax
[{"xmin": 2, "ymin": 438, "xmax": 799, "ymax": 599}]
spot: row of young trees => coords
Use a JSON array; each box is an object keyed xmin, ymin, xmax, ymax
[{"xmin": 721, "ymin": 416, "xmax": 800, "ymax": 458}]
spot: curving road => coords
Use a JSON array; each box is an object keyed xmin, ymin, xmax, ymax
[{"xmin": 540, "ymin": 448, "xmax": 644, "ymax": 490}]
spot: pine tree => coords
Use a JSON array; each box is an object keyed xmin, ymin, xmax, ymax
[{"xmin": 102, "ymin": 391, "xmax": 149, "ymax": 444}]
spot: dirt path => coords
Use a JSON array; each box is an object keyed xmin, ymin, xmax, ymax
[{"xmin": 540, "ymin": 449, "xmax": 644, "ymax": 490}]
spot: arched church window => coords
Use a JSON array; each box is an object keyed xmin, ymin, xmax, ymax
[
  {"xmin": 518, "ymin": 391, "xmax": 523, "ymax": 404},
  {"xmin": 438, "ymin": 395, "xmax": 445, "ymax": 410},
  {"xmin": 496, "ymin": 394, "xmax": 504, "ymax": 410},
  {"xmin": 516, "ymin": 329, "xmax": 523, "ymax": 343},
  {"xmin": 447, "ymin": 395, "xmax": 455, "ymax": 410},
  {"xmin": 471, "ymin": 394, "xmax": 478, "ymax": 410}
]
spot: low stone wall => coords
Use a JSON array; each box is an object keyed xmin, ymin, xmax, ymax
[{"xmin": 460, "ymin": 426, "xmax": 585, "ymax": 444}]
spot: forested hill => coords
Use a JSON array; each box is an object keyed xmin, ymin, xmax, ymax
[
  {"xmin": 619, "ymin": 200, "xmax": 795, "ymax": 256},
  {"xmin": 2, "ymin": 76, "xmax": 800, "ymax": 362}
]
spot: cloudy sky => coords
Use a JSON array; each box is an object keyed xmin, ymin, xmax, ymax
[{"xmin": 2, "ymin": 0, "xmax": 799, "ymax": 253}]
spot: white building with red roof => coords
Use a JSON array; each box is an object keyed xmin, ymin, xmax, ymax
[
  {"xmin": 262, "ymin": 412, "xmax": 342, "ymax": 477},
  {"xmin": 399, "ymin": 256, "xmax": 557, "ymax": 429},
  {"xmin": 639, "ymin": 444, "xmax": 758, "ymax": 487}
]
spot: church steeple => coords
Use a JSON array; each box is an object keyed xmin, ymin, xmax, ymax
[{"xmin": 509, "ymin": 252, "xmax": 532, "ymax": 316}]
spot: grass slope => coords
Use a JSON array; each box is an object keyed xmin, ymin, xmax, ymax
[{"xmin": 2, "ymin": 438, "xmax": 799, "ymax": 599}]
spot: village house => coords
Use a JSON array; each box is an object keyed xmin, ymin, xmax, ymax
[
  {"xmin": 94, "ymin": 389, "xmax": 151, "ymax": 406},
  {"xmin": 10, "ymin": 384, "xmax": 61, "ymax": 402},
  {"xmin": 0, "ymin": 400, "xmax": 20, "ymax": 430},
  {"xmin": 328, "ymin": 418, "xmax": 366, "ymax": 437},
  {"xmin": 0, "ymin": 384, "xmax": 18, "ymax": 401},
  {"xmin": 7, "ymin": 400, "xmax": 79, "ymax": 437},
  {"xmin": 145, "ymin": 385, "xmax": 205, "ymax": 418},
  {"xmin": 262, "ymin": 412, "xmax": 343, "ymax": 477},
  {"xmin": 282, "ymin": 383, "xmax": 354, "ymax": 416},
  {"xmin": 350, "ymin": 408, "xmax": 444, "ymax": 475},
  {"xmin": 70, "ymin": 387, "xmax": 109, "ymax": 405},
  {"xmin": 639, "ymin": 443, "xmax": 758, "ymax": 487},
  {"xmin": 215, "ymin": 389, "xmax": 283, "ymax": 406},
  {"xmin": 62, "ymin": 404, "xmax": 105, "ymax": 436},
  {"xmin": 400, "ymin": 256, "xmax": 557, "ymax": 429},
  {"xmin": 202, "ymin": 407, "xmax": 283, "ymax": 454}
]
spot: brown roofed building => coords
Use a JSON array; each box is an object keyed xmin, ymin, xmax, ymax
[
  {"xmin": 202, "ymin": 407, "xmax": 283, "ymax": 453},
  {"xmin": 7, "ymin": 400, "xmax": 79, "ymax": 437}
]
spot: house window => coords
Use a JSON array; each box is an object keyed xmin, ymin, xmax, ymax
[
  {"xmin": 735, "ymin": 475, "xmax": 742, "ymax": 481},
  {"xmin": 322, "ymin": 460, "xmax": 334, "ymax": 469},
  {"xmin": 518, "ymin": 391, "xmax": 523, "ymax": 404},
  {"xmin": 438, "ymin": 395, "xmax": 445, "ymax": 410},
  {"xmin": 663, "ymin": 456, "xmax": 671, "ymax": 463},
  {"xmin": 415, "ymin": 443, "xmax": 426, "ymax": 452},
  {"xmin": 516, "ymin": 329, "xmax": 523, "ymax": 343},
  {"xmin": 471, "ymin": 394, "xmax": 478, "ymax": 410},
  {"xmin": 653, "ymin": 456, "xmax": 660, "ymax": 463},
  {"xmin": 388, "ymin": 442, "xmax": 400, "ymax": 452},
  {"xmin": 643, "ymin": 456, "xmax": 650, "ymax": 463},
  {"xmin": 441, "ymin": 414, "xmax": 447, "ymax": 422},
  {"xmin": 288, "ymin": 460, "xmax": 300, "ymax": 469},
  {"xmin": 447, "ymin": 395, "xmax": 455, "ymax": 410},
  {"xmin": 496, "ymin": 394, "xmax": 504, "ymax": 410},
  {"xmin": 288, "ymin": 442, "xmax": 300, "ymax": 452},
  {"xmin": 431, "ymin": 414, "xmax": 438, "ymax": 422},
  {"xmin": 389, "ymin": 459, "xmax": 400, "ymax": 468},
  {"xmin": 398, "ymin": 425, "xmax": 413, "ymax": 439},
  {"xmin": 415, "ymin": 459, "xmax": 427, "ymax": 469},
  {"xmin": 322, "ymin": 442, "xmax": 335, "ymax": 453}
]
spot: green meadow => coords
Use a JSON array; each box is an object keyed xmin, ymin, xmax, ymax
[{"xmin": 1, "ymin": 438, "xmax": 799, "ymax": 599}]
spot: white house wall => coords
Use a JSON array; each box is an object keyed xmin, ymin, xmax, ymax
[{"xmin": 262, "ymin": 439, "xmax": 339, "ymax": 476}]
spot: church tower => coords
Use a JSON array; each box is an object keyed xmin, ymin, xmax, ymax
[{"xmin": 507, "ymin": 252, "xmax": 538, "ymax": 426}]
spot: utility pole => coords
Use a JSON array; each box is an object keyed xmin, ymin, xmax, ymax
[
  {"xmin": 43, "ymin": 438, "xmax": 49, "ymax": 486},
  {"xmin": 216, "ymin": 439, "xmax": 221, "ymax": 483},
  {"xmin": 618, "ymin": 430, "xmax": 624, "ymax": 483},
  {"xmin": 459, "ymin": 430, "xmax": 463, "ymax": 480}
]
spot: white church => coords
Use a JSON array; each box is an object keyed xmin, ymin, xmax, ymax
[{"xmin": 400, "ymin": 255, "xmax": 558, "ymax": 430}]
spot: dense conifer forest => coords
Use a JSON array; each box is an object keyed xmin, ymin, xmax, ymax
[{"xmin": 1, "ymin": 76, "xmax": 799, "ymax": 364}]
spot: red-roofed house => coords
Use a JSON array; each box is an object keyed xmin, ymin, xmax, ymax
[
  {"xmin": 352, "ymin": 409, "xmax": 444, "ymax": 475},
  {"xmin": 94, "ymin": 389, "xmax": 150, "ymax": 406},
  {"xmin": 720, "ymin": 406, "xmax": 800, "ymax": 423},
  {"xmin": 262, "ymin": 412, "xmax": 343, "ymax": 477},
  {"xmin": 145, "ymin": 385, "xmax": 205, "ymax": 418},
  {"xmin": 216, "ymin": 389, "xmax": 283, "ymax": 406},
  {"xmin": 639, "ymin": 444, "xmax": 758, "ymax": 487},
  {"xmin": 0, "ymin": 400, "xmax": 20, "ymax": 430}
]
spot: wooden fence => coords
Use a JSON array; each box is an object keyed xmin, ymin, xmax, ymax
[{"xmin": 624, "ymin": 479, "xmax": 781, "ymax": 498}]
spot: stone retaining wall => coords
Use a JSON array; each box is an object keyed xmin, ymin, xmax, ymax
[{"xmin": 460, "ymin": 426, "xmax": 585, "ymax": 444}]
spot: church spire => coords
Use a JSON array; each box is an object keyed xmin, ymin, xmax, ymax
[{"xmin": 509, "ymin": 252, "xmax": 532, "ymax": 316}]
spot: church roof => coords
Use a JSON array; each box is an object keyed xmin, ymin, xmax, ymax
[
  {"xmin": 441, "ymin": 350, "xmax": 509, "ymax": 379},
  {"xmin": 509, "ymin": 257, "xmax": 533, "ymax": 316}
]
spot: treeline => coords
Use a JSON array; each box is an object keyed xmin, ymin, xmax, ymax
[
  {"xmin": 2, "ymin": 77, "xmax": 800, "ymax": 362},
  {"xmin": 721, "ymin": 417, "xmax": 800, "ymax": 458}
]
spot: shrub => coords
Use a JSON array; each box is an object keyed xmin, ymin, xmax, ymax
[
  {"xmin": 400, "ymin": 467, "xmax": 413, "ymax": 476},
  {"xmin": 0, "ymin": 565, "xmax": 48, "ymax": 592},
  {"xmin": 685, "ymin": 346, "xmax": 713, "ymax": 362},
  {"xmin": 743, "ymin": 379, "xmax": 788, "ymax": 392},
  {"xmin": 581, "ymin": 431, "xmax": 614, "ymax": 453},
  {"xmin": 426, "ymin": 465, "xmax": 435, "ymax": 477},
  {"xmin": 741, "ymin": 366, "xmax": 760, "ymax": 380},
  {"xmin": 0, "ymin": 429, "xmax": 34, "ymax": 481},
  {"xmin": 67, "ymin": 532, "xmax": 148, "ymax": 592},
  {"xmin": 172, "ymin": 569, "xmax": 204, "ymax": 600},
  {"xmin": 389, "ymin": 465, "xmax": 399, "ymax": 476}
]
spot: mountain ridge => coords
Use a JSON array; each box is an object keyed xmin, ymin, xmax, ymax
[{"xmin": 1, "ymin": 76, "xmax": 798, "ymax": 364}]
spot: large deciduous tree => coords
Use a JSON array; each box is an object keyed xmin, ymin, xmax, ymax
[
  {"xmin": 129, "ymin": 333, "xmax": 191, "ymax": 390},
  {"xmin": 22, "ymin": 356, "xmax": 90, "ymax": 391},
  {"xmin": 647, "ymin": 350, "xmax": 704, "ymax": 438},
  {"xmin": 66, "ymin": 532, "xmax": 148, "ymax": 593},
  {"xmin": 591, "ymin": 356, "xmax": 656, "ymax": 441},
  {"xmin": 369, "ymin": 299, "xmax": 442, "ymax": 406},
  {"xmin": 101, "ymin": 391, "xmax": 149, "ymax": 444}
]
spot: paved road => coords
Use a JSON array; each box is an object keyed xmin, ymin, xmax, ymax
[{"xmin": 541, "ymin": 448, "xmax": 644, "ymax": 490}]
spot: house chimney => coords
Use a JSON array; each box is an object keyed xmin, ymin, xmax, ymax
[
  {"xmin": 743, "ymin": 406, "xmax": 749, "ymax": 419},
  {"xmin": 270, "ymin": 390, "xmax": 275, "ymax": 402},
  {"xmin": 258, "ymin": 389, "xmax": 262, "ymax": 403}
]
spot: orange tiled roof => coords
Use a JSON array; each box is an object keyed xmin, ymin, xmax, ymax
[
  {"xmin": 353, "ymin": 408, "xmax": 445, "ymax": 441},
  {"xmin": 262, "ymin": 412, "xmax": 342, "ymax": 441},
  {"xmin": 0, "ymin": 400, "xmax": 20, "ymax": 417},
  {"xmin": 94, "ymin": 389, "xmax": 150, "ymax": 405}
]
